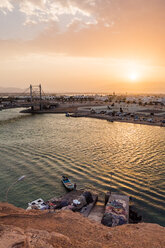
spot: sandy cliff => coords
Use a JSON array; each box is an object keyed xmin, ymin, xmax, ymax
[{"xmin": 0, "ymin": 202, "xmax": 165, "ymax": 248}]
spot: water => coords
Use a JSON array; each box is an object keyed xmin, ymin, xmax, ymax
[{"xmin": 0, "ymin": 108, "xmax": 165, "ymax": 226}]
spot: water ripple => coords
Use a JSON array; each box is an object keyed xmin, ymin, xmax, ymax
[{"xmin": 0, "ymin": 110, "xmax": 164, "ymax": 226}]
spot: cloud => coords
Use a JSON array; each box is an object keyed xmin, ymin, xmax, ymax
[
  {"xmin": 0, "ymin": 0, "xmax": 14, "ymax": 14},
  {"xmin": 15, "ymin": 0, "xmax": 98, "ymax": 31},
  {"xmin": 1, "ymin": 0, "xmax": 165, "ymax": 67},
  {"xmin": 0, "ymin": 0, "xmax": 115, "ymax": 33}
]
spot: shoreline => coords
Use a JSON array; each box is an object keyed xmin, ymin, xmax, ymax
[
  {"xmin": 70, "ymin": 112, "xmax": 165, "ymax": 128},
  {"xmin": 21, "ymin": 107, "xmax": 165, "ymax": 128}
]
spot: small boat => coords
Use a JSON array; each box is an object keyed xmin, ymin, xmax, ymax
[
  {"xmin": 61, "ymin": 176, "xmax": 74, "ymax": 191},
  {"xmin": 26, "ymin": 198, "xmax": 48, "ymax": 210}
]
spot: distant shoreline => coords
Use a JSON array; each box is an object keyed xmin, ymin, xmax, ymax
[
  {"xmin": 21, "ymin": 104, "xmax": 165, "ymax": 128},
  {"xmin": 70, "ymin": 113, "xmax": 165, "ymax": 128}
]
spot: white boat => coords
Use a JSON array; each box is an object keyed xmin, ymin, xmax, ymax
[{"xmin": 26, "ymin": 198, "xmax": 47, "ymax": 210}]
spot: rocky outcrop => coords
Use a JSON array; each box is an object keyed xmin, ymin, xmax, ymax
[
  {"xmin": 0, "ymin": 225, "xmax": 72, "ymax": 248},
  {"xmin": 0, "ymin": 202, "xmax": 165, "ymax": 248}
]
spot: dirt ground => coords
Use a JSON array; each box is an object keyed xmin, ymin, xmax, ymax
[{"xmin": 0, "ymin": 202, "xmax": 165, "ymax": 248}]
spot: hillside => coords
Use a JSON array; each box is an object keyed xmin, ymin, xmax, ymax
[{"xmin": 0, "ymin": 202, "xmax": 165, "ymax": 248}]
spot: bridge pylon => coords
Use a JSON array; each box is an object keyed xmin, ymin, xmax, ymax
[{"xmin": 30, "ymin": 84, "xmax": 43, "ymax": 111}]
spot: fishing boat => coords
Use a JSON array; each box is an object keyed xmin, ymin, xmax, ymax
[
  {"xmin": 61, "ymin": 176, "xmax": 74, "ymax": 191},
  {"xmin": 26, "ymin": 198, "xmax": 48, "ymax": 210}
]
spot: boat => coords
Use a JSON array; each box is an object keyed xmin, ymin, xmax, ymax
[
  {"xmin": 48, "ymin": 189, "xmax": 98, "ymax": 217},
  {"xmin": 26, "ymin": 198, "xmax": 48, "ymax": 210},
  {"xmin": 61, "ymin": 176, "xmax": 74, "ymax": 191}
]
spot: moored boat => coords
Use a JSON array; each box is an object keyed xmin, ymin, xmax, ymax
[
  {"xmin": 61, "ymin": 176, "xmax": 74, "ymax": 191},
  {"xmin": 26, "ymin": 198, "xmax": 48, "ymax": 210}
]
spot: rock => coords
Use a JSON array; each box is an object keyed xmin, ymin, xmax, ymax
[
  {"xmin": 0, "ymin": 225, "xmax": 71, "ymax": 248},
  {"xmin": 84, "ymin": 240, "xmax": 103, "ymax": 248},
  {"xmin": 105, "ymin": 231, "xmax": 112, "ymax": 240},
  {"xmin": 0, "ymin": 225, "xmax": 26, "ymax": 248}
]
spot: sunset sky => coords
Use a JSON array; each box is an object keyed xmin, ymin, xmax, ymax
[{"xmin": 0, "ymin": 0, "xmax": 165, "ymax": 93}]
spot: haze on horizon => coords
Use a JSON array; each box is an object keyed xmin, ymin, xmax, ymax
[{"xmin": 0, "ymin": 0, "xmax": 165, "ymax": 94}]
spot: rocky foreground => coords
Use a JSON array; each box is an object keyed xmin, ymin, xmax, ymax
[{"xmin": 0, "ymin": 202, "xmax": 165, "ymax": 248}]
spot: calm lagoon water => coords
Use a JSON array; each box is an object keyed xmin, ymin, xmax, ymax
[{"xmin": 0, "ymin": 108, "xmax": 165, "ymax": 226}]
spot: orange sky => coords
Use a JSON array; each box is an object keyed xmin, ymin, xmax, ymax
[{"xmin": 0, "ymin": 0, "xmax": 165, "ymax": 93}]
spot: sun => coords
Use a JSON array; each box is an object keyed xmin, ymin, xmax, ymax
[{"xmin": 129, "ymin": 72, "xmax": 138, "ymax": 81}]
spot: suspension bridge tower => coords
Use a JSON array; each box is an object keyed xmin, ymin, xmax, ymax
[{"xmin": 30, "ymin": 84, "xmax": 43, "ymax": 111}]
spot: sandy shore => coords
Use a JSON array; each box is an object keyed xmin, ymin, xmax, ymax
[
  {"xmin": 70, "ymin": 112, "xmax": 165, "ymax": 127},
  {"xmin": 22, "ymin": 102, "xmax": 165, "ymax": 127}
]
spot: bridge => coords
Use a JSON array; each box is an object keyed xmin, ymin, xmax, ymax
[{"xmin": 0, "ymin": 84, "xmax": 52, "ymax": 111}]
